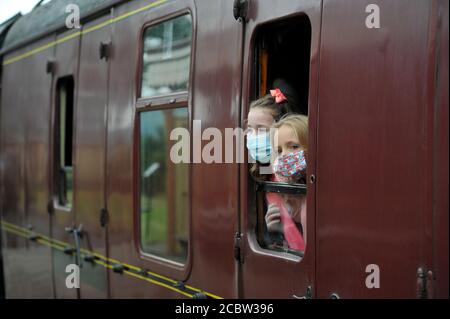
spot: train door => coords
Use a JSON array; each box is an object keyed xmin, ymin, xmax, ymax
[
  {"xmin": 50, "ymin": 14, "xmax": 112, "ymax": 298},
  {"xmin": 314, "ymin": 0, "xmax": 444, "ymax": 298},
  {"xmin": 50, "ymin": 29, "xmax": 81, "ymax": 299},
  {"xmin": 239, "ymin": 1, "xmax": 322, "ymax": 298},
  {"xmin": 106, "ymin": 0, "xmax": 208, "ymax": 298},
  {"xmin": 72, "ymin": 13, "xmax": 112, "ymax": 299}
]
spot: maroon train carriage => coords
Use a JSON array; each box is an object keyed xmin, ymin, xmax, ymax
[{"xmin": 0, "ymin": 0, "xmax": 448, "ymax": 298}]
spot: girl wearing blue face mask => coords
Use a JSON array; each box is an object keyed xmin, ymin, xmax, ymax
[{"xmin": 246, "ymin": 89, "xmax": 292, "ymax": 181}]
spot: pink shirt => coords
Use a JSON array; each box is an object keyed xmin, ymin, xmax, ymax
[{"xmin": 266, "ymin": 191, "xmax": 306, "ymax": 251}]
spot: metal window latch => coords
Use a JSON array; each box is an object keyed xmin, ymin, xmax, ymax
[
  {"xmin": 234, "ymin": 232, "xmax": 244, "ymax": 264},
  {"xmin": 417, "ymin": 267, "xmax": 434, "ymax": 299},
  {"xmin": 46, "ymin": 59, "xmax": 56, "ymax": 74},
  {"xmin": 233, "ymin": 0, "xmax": 249, "ymax": 22},
  {"xmin": 99, "ymin": 41, "xmax": 111, "ymax": 60},
  {"xmin": 100, "ymin": 208, "xmax": 109, "ymax": 228}
]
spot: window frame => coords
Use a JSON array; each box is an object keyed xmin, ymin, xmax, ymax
[
  {"xmin": 53, "ymin": 76, "xmax": 75, "ymax": 212},
  {"xmin": 254, "ymin": 181, "xmax": 307, "ymax": 259},
  {"xmin": 134, "ymin": 9, "xmax": 195, "ymax": 280},
  {"xmin": 245, "ymin": 13, "xmax": 313, "ymax": 263}
]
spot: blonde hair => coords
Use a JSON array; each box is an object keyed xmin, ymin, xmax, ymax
[{"xmin": 272, "ymin": 114, "xmax": 309, "ymax": 151}]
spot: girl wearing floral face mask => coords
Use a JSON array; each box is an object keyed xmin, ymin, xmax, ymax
[{"xmin": 265, "ymin": 114, "xmax": 308, "ymax": 251}]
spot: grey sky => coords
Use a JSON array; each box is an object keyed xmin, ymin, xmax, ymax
[{"xmin": 0, "ymin": 0, "xmax": 47, "ymax": 25}]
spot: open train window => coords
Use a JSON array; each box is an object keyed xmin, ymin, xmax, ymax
[
  {"xmin": 54, "ymin": 76, "xmax": 74, "ymax": 208},
  {"xmin": 248, "ymin": 15, "xmax": 311, "ymax": 258},
  {"xmin": 137, "ymin": 14, "xmax": 192, "ymax": 265},
  {"xmin": 253, "ymin": 15, "xmax": 311, "ymax": 115}
]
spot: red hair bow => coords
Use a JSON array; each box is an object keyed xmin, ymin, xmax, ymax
[{"xmin": 270, "ymin": 88, "xmax": 287, "ymax": 104}]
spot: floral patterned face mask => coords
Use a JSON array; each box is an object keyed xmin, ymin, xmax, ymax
[{"xmin": 273, "ymin": 150, "xmax": 307, "ymax": 181}]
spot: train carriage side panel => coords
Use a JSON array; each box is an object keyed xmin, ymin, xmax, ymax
[
  {"xmin": 316, "ymin": 0, "xmax": 446, "ymax": 298},
  {"xmin": 106, "ymin": 0, "xmax": 194, "ymax": 298},
  {"xmin": 433, "ymin": 0, "xmax": 449, "ymax": 299},
  {"xmin": 73, "ymin": 13, "xmax": 112, "ymax": 299},
  {"xmin": 0, "ymin": 36, "xmax": 55, "ymax": 298},
  {"xmin": 187, "ymin": 0, "xmax": 242, "ymax": 298},
  {"xmin": 105, "ymin": 0, "xmax": 241, "ymax": 298}
]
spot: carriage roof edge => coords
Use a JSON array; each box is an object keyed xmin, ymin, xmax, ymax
[
  {"xmin": 0, "ymin": 13, "xmax": 22, "ymax": 55},
  {"xmin": 0, "ymin": 0, "xmax": 130, "ymax": 56}
]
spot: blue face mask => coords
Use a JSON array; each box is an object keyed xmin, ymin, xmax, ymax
[{"xmin": 246, "ymin": 133, "xmax": 272, "ymax": 163}]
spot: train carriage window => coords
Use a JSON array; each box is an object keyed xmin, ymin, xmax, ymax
[
  {"xmin": 255, "ymin": 182, "xmax": 307, "ymax": 257},
  {"xmin": 249, "ymin": 16, "xmax": 311, "ymax": 257},
  {"xmin": 54, "ymin": 76, "xmax": 74, "ymax": 208},
  {"xmin": 141, "ymin": 14, "xmax": 192, "ymax": 98},
  {"xmin": 138, "ymin": 14, "xmax": 192, "ymax": 264},
  {"xmin": 139, "ymin": 109, "xmax": 189, "ymax": 263}
]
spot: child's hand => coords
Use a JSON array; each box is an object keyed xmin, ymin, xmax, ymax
[{"xmin": 265, "ymin": 204, "xmax": 282, "ymax": 233}]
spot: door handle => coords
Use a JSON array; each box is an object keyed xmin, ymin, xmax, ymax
[
  {"xmin": 293, "ymin": 288, "xmax": 340, "ymax": 299},
  {"xmin": 293, "ymin": 286, "xmax": 313, "ymax": 299},
  {"xmin": 65, "ymin": 224, "xmax": 83, "ymax": 267}
]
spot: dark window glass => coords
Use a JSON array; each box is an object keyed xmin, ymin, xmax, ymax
[
  {"xmin": 55, "ymin": 76, "xmax": 74, "ymax": 208},
  {"xmin": 254, "ymin": 15, "xmax": 311, "ymax": 115}
]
